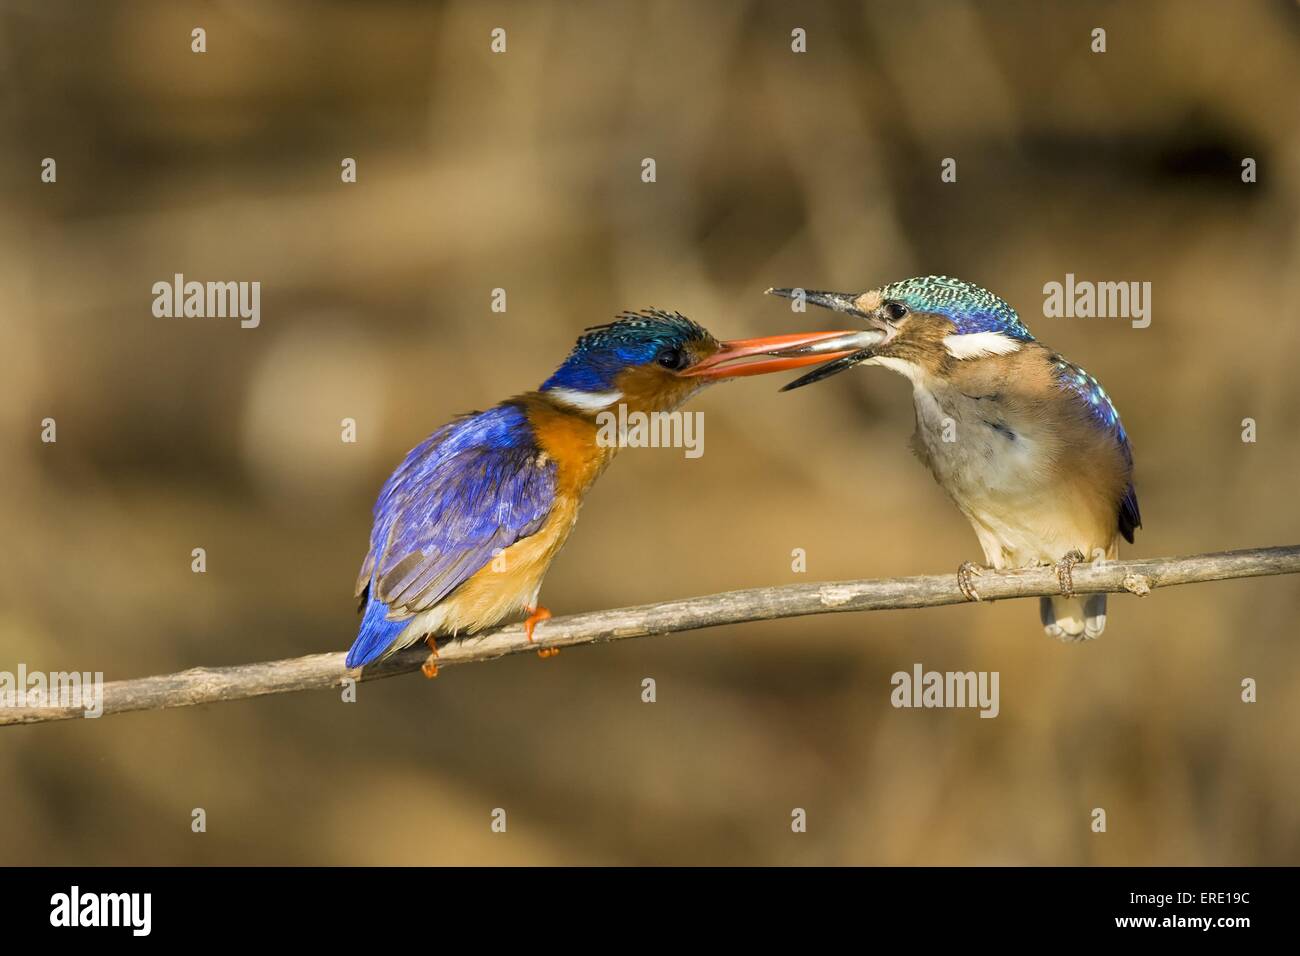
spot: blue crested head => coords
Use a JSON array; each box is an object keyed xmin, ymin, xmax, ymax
[
  {"xmin": 769, "ymin": 276, "xmax": 1040, "ymax": 390},
  {"xmin": 880, "ymin": 275, "xmax": 1035, "ymax": 342},
  {"xmin": 541, "ymin": 310, "xmax": 716, "ymax": 393}
]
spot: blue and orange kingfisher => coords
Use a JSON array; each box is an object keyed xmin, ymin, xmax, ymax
[
  {"xmin": 769, "ymin": 276, "xmax": 1141, "ymax": 641},
  {"xmin": 345, "ymin": 310, "xmax": 862, "ymax": 674}
]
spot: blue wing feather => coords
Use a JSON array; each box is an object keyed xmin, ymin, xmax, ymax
[
  {"xmin": 346, "ymin": 403, "xmax": 557, "ymax": 668},
  {"xmin": 1050, "ymin": 357, "xmax": 1141, "ymax": 543},
  {"xmin": 350, "ymin": 591, "xmax": 409, "ymax": 669},
  {"xmin": 1118, "ymin": 479, "xmax": 1141, "ymax": 544}
]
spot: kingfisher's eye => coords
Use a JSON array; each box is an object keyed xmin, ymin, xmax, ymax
[
  {"xmin": 884, "ymin": 301, "xmax": 908, "ymax": 321},
  {"xmin": 657, "ymin": 347, "xmax": 688, "ymax": 370}
]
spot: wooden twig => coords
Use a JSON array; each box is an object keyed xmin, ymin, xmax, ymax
[{"xmin": 3, "ymin": 545, "xmax": 1298, "ymax": 726}]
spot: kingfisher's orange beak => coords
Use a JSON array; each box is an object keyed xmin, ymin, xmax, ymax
[{"xmin": 680, "ymin": 329, "xmax": 870, "ymax": 380}]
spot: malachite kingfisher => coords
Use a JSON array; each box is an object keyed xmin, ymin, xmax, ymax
[
  {"xmin": 346, "ymin": 309, "xmax": 862, "ymax": 673},
  {"xmin": 769, "ymin": 276, "xmax": 1141, "ymax": 641}
]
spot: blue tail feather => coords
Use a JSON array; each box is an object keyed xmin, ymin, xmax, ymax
[{"xmin": 346, "ymin": 592, "xmax": 411, "ymax": 668}]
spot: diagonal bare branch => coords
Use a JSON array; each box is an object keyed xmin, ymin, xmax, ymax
[{"xmin": 3, "ymin": 545, "xmax": 1297, "ymax": 726}]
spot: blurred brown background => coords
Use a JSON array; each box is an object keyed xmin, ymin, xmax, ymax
[{"xmin": 2, "ymin": 0, "xmax": 1299, "ymax": 865}]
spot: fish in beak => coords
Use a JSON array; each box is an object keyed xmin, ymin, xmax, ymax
[
  {"xmin": 764, "ymin": 288, "xmax": 893, "ymax": 391},
  {"xmin": 680, "ymin": 328, "xmax": 872, "ymax": 380}
]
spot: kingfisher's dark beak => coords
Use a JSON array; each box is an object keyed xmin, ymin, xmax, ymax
[
  {"xmin": 680, "ymin": 329, "xmax": 869, "ymax": 380},
  {"xmin": 766, "ymin": 288, "xmax": 871, "ymax": 319},
  {"xmin": 765, "ymin": 288, "xmax": 891, "ymax": 391}
]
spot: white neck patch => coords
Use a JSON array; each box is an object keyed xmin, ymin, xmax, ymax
[
  {"xmin": 865, "ymin": 354, "xmax": 923, "ymax": 384},
  {"xmin": 545, "ymin": 387, "xmax": 624, "ymax": 412},
  {"xmin": 942, "ymin": 331, "xmax": 1022, "ymax": 360}
]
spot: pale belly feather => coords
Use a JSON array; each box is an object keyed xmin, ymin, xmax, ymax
[{"xmin": 908, "ymin": 379, "xmax": 1109, "ymax": 569}]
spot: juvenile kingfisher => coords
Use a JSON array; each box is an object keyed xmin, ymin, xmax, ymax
[
  {"xmin": 345, "ymin": 309, "xmax": 861, "ymax": 673},
  {"xmin": 769, "ymin": 276, "xmax": 1140, "ymax": 641}
]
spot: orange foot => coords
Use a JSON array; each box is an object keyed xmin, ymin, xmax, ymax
[
  {"xmin": 421, "ymin": 634, "xmax": 440, "ymax": 679},
  {"xmin": 525, "ymin": 606, "xmax": 557, "ymax": 659}
]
